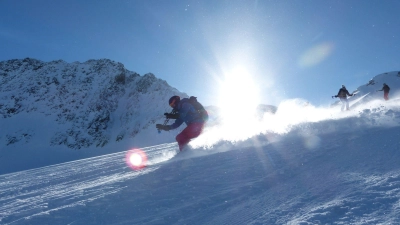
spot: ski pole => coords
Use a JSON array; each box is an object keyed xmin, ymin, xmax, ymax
[
  {"xmin": 158, "ymin": 118, "xmax": 170, "ymax": 134},
  {"xmin": 158, "ymin": 109, "xmax": 177, "ymax": 133}
]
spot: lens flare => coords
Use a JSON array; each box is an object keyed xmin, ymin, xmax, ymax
[
  {"xmin": 298, "ymin": 42, "xmax": 334, "ymax": 68},
  {"xmin": 125, "ymin": 149, "xmax": 147, "ymax": 170}
]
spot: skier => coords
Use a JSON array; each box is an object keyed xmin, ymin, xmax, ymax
[
  {"xmin": 156, "ymin": 96, "xmax": 207, "ymax": 151},
  {"xmin": 332, "ymin": 85, "xmax": 354, "ymax": 111},
  {"xmin": 377, "ymin": 83, "xmax": 390, "ymax": 101}
]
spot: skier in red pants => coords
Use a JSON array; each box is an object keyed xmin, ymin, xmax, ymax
[
  {"xmin": 156, "ymin": 96, "xmax": 208, "ymax": 151},
  {"xmin": 175, "ymin": 123, "xmax": 204, "ymax": 150},
  {"xmin": 377, "ymin": 83, "xmax": 390, "ymax": 101}
]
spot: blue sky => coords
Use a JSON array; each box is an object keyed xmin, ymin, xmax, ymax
[{"xmin": 1, "ymin": 0, "xmax": 399, "ymax": 106}]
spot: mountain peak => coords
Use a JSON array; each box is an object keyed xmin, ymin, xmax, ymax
[{"xmin": 0, "ymin": 58, "xmax": 185, "ymax": 151}]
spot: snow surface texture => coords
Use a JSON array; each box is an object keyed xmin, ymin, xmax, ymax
[{"xmin": 1, "ymin": 60, "xmax": 400, "ymax": 224}]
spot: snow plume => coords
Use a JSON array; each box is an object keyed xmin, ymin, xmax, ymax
[{"xmin": 190, "ymin": 97, "xmax": 400, "ymax": 150}]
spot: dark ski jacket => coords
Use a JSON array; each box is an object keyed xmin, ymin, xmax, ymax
[
  {"xmin": 167, "ymin": 98, "xmax": 205, "ymax": 130},
  {"xmin": 379, "ymin": 84, "xmax": 390, "ymax": 93},
  {"xmin": 336, "ymin": 88, "xmax": 353, "ymax": 99}
]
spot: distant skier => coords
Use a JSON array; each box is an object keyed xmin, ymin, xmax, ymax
[
  {"xmin": 156, "ymin": 96, "xmax": 208, "ymax": 151},
  {"xmin": 377, "ymin": 83, "xmax": 390, "ymax": 101},
  {"xmin": 332, "ymin": 85, "xmax": 354, "ymax": 111}
]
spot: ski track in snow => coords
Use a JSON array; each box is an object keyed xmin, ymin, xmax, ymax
[
  {"xmin": 0, "ymin": 143, "xmax": 179, "ymax": 225},
  {"xmin": 1, "ymin": 126, "xmax": 400, "ymax": 224}
]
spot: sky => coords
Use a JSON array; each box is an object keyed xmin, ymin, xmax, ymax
[
  {"xmin": 1, "ymin": 95, "xmax": 400, "ymax": 224},
  {"xmin": 1, "ymin": 0, "xmax": 400, "ymax": 107}
]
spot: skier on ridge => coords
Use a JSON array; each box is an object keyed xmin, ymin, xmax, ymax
[
  {"xmin": 377, "ymin": 83, "xmax": 390, "ymax": 101},
  {"xmin": 332, "ymin": 85, "xmax": 354, "ymax": 111},
  {"xmin": 156, "ymin": 96, "xmax": 208, "ymax": 151}
]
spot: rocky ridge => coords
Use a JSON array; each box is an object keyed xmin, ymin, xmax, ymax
[{"xmin": 0, "ymin": 58, "xmax": 185, "ymax": 149}]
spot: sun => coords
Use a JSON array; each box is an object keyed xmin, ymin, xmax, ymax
[{"xmin": 217, "ymin": 66, "xmax": 261, "ymax": 138}]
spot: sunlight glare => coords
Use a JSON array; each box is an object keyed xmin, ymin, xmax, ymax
[{"xmin": 217, "ymin": 66, "xmax": 261, "ymax": 139}]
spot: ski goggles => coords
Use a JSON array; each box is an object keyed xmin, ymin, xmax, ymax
[{"xmin": 169, "ymin": 99, "xmax": 177, "ymax": 108}]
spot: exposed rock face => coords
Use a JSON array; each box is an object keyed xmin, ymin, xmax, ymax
[{"xmin": 0, "ymin": 58, "xmax": 185, "ymax": 149}]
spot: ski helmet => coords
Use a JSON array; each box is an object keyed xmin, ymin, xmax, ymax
[
  {"xmin": 169, "ymin": 96, "xmax": 180, "ymax": 108},
  {"xmin": 342, "ymin": 85, "xmax": 346, "ymax": 89}
]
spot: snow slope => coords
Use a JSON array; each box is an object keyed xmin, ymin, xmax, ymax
[
  {"xmin": 2, "ymin": 61, "xmax": 400, "ymax": 224},
  {"xmin": 1, "ymin": 97, "xmax": 400, "ymax": 224}
]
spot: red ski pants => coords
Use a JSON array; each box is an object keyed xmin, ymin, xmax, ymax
[
  {"xmin": 176, "ymin": 123, "xmax": 204, "ymax": 151},
  {"xmin": 384, "ymin": 92, "xmax": 389, "ymax": 101}
]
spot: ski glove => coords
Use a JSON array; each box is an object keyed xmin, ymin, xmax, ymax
[
  {"xmin": 164, "ymin": 113, "xmax": 179, "ymax": 119},
  {"xmin": 156, "ymin": 124, "xmax": 170, "ymax": 131}
]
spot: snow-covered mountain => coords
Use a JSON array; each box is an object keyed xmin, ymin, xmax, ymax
[{"xmin": 0, "ymin": 58, "xmax": 188, "ymax": 148}]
